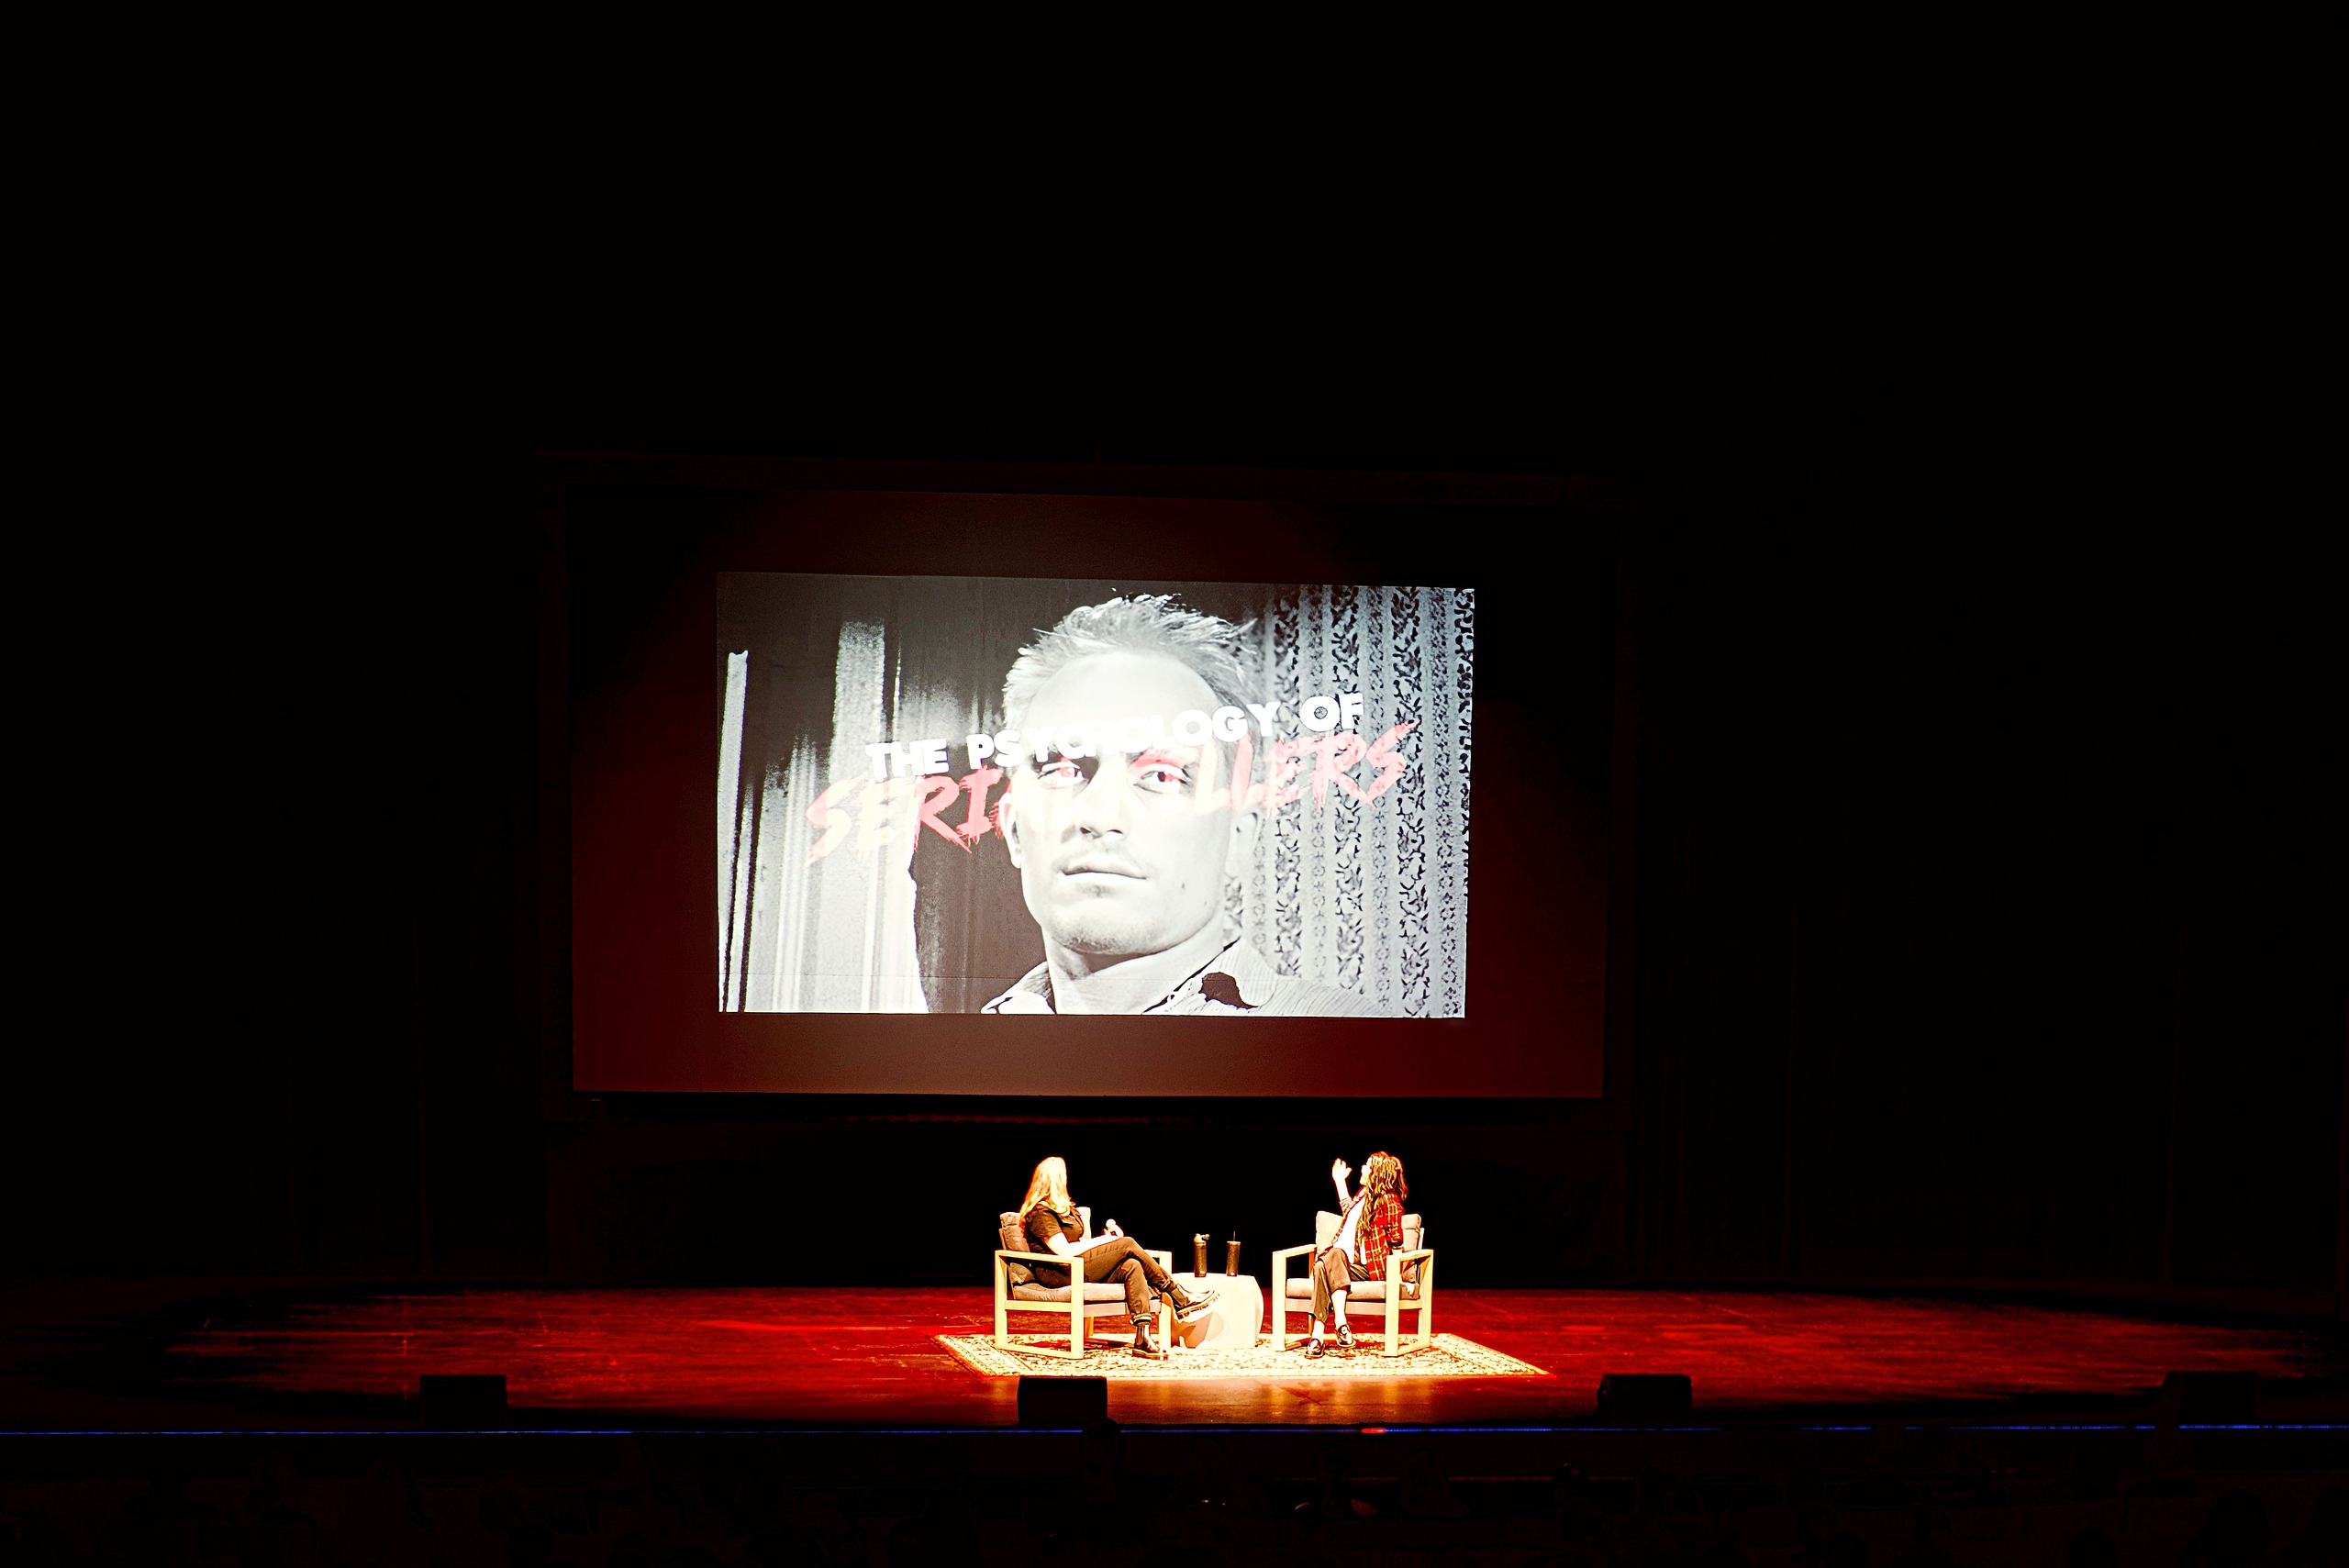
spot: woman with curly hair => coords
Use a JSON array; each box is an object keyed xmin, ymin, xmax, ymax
[{"xmin": 1307, "ymin": 1151, "xmax": 1408, "ymax": 1357}]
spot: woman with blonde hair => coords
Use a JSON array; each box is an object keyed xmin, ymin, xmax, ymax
[
  {"xmin": 1306, "ymin": 1150, "xmax": 1408, "ymax": 1357},
  {"xmin": 1019, "ymin": 1156, "xmax": 1213, "ymax": 1356}
]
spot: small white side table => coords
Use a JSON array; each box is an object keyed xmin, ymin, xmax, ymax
[{"xmin": 1165, "ymin": 1271, "xmax": 1264, "ymax": 1352}]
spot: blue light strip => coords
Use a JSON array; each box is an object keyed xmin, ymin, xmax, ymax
[{"xmin": 3, "ymin": 1423, "xmax": 2343, "ymax": 1438}]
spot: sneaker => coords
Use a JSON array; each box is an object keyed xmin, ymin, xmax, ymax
[
  {"xmin": 1304, "ymin": 1336, "xmax": 1327, "ymax": 1359},
  {"xmin": 1334, "ymin": 1325, "xmax": 1358, "ymax": 1354}
]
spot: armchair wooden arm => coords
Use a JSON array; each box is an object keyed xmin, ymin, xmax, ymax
[
  {"xmin": 1270, "ymin": 1243, "xmax": 1317, "ymax": 1349},
  {"xmin": 995, "ymin": 1249, "xmax": 1065, "ymax": 1267},
  {"xmin": 994, "ymin": 1244, "xmax": 1172, "ymax": 1268}
]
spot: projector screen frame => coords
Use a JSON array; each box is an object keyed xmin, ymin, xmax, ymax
[{"xmin": 545, "ymin": 452, "xmax": 1640, "ymax": 1109}]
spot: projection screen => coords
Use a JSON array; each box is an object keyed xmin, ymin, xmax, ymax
[
  {"xmin": 717, "ymin": 575, "xmax": 1473, "ymax": 1019},
  {"xmin": 567, "ymin": 478, "xmax": 1609, "ymax": 1098}
]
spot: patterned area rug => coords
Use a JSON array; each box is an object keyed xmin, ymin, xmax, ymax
[{"xmin": 938, "ymin": 1332, "xmax": 1546, "ymax": 1380}]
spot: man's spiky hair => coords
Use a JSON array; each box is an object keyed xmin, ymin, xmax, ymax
[{"xmin": 1002, "ymin": 595, "xmax": 1261, "ymax": 729}]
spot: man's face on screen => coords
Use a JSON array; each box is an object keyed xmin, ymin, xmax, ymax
[{"xmin": 1004, "ymin": 651, "xmax": 1244, "ymax": 962}]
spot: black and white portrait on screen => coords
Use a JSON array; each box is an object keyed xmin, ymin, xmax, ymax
[{"xmin": 715, "ymin": 574, "xmax": 1473, "ymax": 1017}]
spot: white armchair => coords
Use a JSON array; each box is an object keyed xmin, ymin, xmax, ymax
[
  {"xmin": 1271, "ymin": 1209, "xmax": 1435, "ymax": 1357},
  {"xmin": 992, "ymin": 1206, "xmax": 1174, "ymax": 1360}
]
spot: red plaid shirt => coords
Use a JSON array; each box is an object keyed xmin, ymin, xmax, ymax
[{"xmin": 1326, "ymin": 1189, "xmax": 1408, "ymax": 1276}]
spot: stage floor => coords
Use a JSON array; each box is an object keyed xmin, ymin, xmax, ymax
[{"xmin": 124, "ymin": 1285, "xmax": 2347, "ymax": 1429}]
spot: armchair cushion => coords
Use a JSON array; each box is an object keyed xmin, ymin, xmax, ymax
[
  {"xmin": 996, "ymin": 1212, "xmax": 1033, "ymax": 1285},
  {"xmin": 1011, "ymin": 1282, "xmax": 1133, "ymax": 1304}
]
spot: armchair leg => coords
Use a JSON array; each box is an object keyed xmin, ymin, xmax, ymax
[{"xmin": 1272, "ymin": 1251, "xmax": 1308, "ymax": 1351}]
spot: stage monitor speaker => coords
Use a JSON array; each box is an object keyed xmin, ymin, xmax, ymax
[
  {"xmin": 418, "ymin": 1373, "xmax": 508, "ymax": 1428},
  {"xmin": 1018, "ymin": 1375, "xmax": 1108, "ymax": 1428},
  {"xmin": 1595, "ymin": 1373, "xmax": 1693, "ymax": 1424},
  {"xmin": 2158, "ymin": 1370, "xmax": 2258, "ymax": 1424}
]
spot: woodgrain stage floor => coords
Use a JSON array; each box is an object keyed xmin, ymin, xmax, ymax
[{"xmin": 103, "ymin": 1285, "xmax": 2342, "ymax": 1429}]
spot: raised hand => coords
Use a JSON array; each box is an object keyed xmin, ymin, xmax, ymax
[
  {"xmin": 1331, "ymin": 1158, "xmax": 1353, "ymax": 1185},
  {"xmin": 1104, "ymin": 1218, "xmax": 1124, "ymax": 1238}
]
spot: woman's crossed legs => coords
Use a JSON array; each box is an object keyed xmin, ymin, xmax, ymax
[{"xmin": 1080, "ymin": 1236, "xmax": 1172, "ymax": 1318}]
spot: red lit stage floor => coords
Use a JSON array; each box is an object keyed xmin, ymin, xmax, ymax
[{"xmin": 136, "ymin": 1286, "xmax": 2346, "ymax": 1429}]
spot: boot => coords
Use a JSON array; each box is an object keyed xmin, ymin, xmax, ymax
[
  {"xmin": 1130, "ymin": 1315, "xmax": 1163, "ymax": 1357},
  {"xmin": 1166, "ymin": 1279, "xmax": 1219, "ymax": 1320}
]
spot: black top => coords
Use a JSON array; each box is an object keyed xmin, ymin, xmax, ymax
[{"xmin": 1023, "ymin": 1205, "xmax": 1082, "ymax": 1285}]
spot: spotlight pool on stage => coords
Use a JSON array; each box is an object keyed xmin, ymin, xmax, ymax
[{"xmin": 938, "ymin": 1332, "xmax": 1544, "ymax": 1380}]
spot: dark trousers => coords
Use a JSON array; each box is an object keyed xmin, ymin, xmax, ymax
[
  {"xmin": 1039, "ymin": 1237, "xmax": 1174, "ymax": 1318},
  {"xmin": 1311, "ymin": 1247, "xmax": 1373, "ymax": 1322}
]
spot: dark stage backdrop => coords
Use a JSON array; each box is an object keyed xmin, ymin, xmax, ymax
[
  {"xmin": 22, "ymin": 452, "xmax": 2340, "ymax": 1300},
  {"xmin": 571, "ymin": 489, "xmax": 1610, "ymax": 1098},
  {"xmin": 24, "ymin": 212, "xmax": 2342, "ymax": 1298}
]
